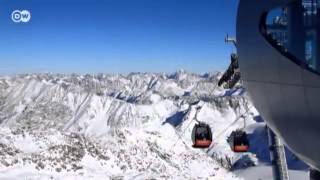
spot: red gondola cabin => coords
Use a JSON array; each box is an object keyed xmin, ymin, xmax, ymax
[
  {"xmin": 191, "ymin": 123, "xmax": 212, "ymax": 148},
  {"xmin": 228, "ymin": 130, "xmax": 249, "ymax": 152}
]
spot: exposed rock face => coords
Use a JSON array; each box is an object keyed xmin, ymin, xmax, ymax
[{"xmin": 0, "ymin": 72, "xmax": 252, "ymax": 179}]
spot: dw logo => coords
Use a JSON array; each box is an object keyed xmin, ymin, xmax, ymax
[{"xmin": 11, "ymin": 10, "xmax": 31, "ymax": 23}]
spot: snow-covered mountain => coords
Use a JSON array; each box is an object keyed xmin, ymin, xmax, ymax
[{"xmin": 0, "ymin": 71, "xmax": 307, "ymax": 179}]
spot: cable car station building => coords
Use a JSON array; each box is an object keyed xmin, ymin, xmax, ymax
[{"xmin": 237, "ymin": 0, "xmax": 320, "ymax": 176}]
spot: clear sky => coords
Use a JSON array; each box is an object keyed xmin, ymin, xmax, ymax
[{"xmin": 0, "ymin": 0, "xmax": 239, "ymax": 74}]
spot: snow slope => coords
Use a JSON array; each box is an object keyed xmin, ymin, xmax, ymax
[{"xmin": 0, "ymin": 71, "xmax": 308, "ymax": 179}]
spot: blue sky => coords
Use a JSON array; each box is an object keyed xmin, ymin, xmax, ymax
[{"xmin": 0, "ymin": 0, "xmax": 238, "ymax": 74}]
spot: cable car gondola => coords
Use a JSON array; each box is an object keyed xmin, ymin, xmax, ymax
[
  {"xmin": 191, "ymin": 123, "xmax": 212, "ymax": 148},
  {"xmin": 228, "ymin": 130, "xmax": 249, "ymax": 152}
]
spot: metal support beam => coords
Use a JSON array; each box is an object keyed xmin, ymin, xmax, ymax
[{"xmin": 267, "ymin": 127, "xmax": 290, "ymax": 180}]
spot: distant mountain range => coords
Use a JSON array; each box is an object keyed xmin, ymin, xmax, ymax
[{"xmin": 0, "ymin": 71, "xmax": 263, "ymax": 179}]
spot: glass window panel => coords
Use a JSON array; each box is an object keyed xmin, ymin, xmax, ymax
[{"xmin": 260, "ymin": 0, "xmax": 320, "ymax": 74}]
